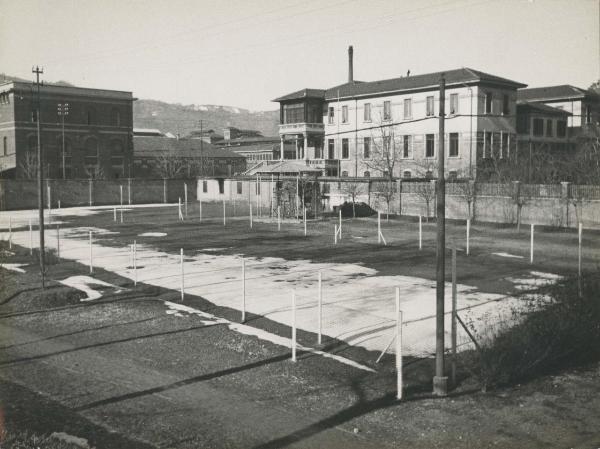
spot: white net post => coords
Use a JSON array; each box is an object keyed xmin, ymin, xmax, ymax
[
  {"xmin": 120, "ymin": 207, "xmax": 123, "ymax": 223},
  {"xmin": 47, "ymin": 184, "xmax": 52, "ymax": 215},
  {"xmin": 134, "ymin": 240, "xmax": 137, "ymax": 287},
  {"xmin": 419, "ymin": 215, "xmax": 422, "ymax": 250},
  {"xmin": 334, "ymin": 224, "xmax": 338, "ymax": 245},
  {"xmin": 29, "ymin": 219, "xmax": 32, "ymax": 255},
  {"xmin": 378, "ymin": 212, "xmax": 381, "ymax": 244},
  {"xmin": 241, "ymin": 257, "xmax": 246, "ymax": 322},
  {"xmin": 128, "ymin": 178, "xmax": 132, "ymax": 205},
  {"xmin": 578, "ymin": 222, "xmax": 582, "ymax": 296},
  {"xmin": 120, "ymin": 185, "xmax": 123, "ymax": 208},
  {"xmin": 451, "ymin": 247, "xmax": 457, "ymax": 387},
  {"xmin": 530, "ymin": 223, "xmax": 534, "ymax": 264},
  {"xmin": 199, "ymin": 200, "xmax": 202, "ymax": 223},
  {"xmin": 56, "ymin": 224, "xmax": 60, "ymax": 258},
  {"xmin": 178, "ymin": 198, "xmax": 183, "ymax": 221},
  {"xmin": 395, "ymin": 286, "xmax": 403, "ymax": 400},
  {"xmin": 223, "ymin": 199, "xmax": 226, "ymax": 226},
  {"xmin": 180, "ymin": 248, "xmax": 184, "ymax": 301},
  {"xmin": 303, "ymin": 207, "xmax": 307, "ymax": 236},
  {"xmin": 249, "ymin": 202, "xmax": 253, "ymax": 229},
  {"xmin": 291, "ymin": 291, "xmax": 297, "ymax": 362},
  {"xmin": 8, "ymin": 217, "xmax": 11, "ymax": 249},
  {"xmin": 58, "ymin": 200, "xmax": 61, "ymax": 209},
  {"xmin": 466, "ymin": 218, "xmax": 471, "ymax": 255},
  {"xmin": 277, "ymin": 206, "xmax": 281, "ymax": 231},
  {"xmin": 338, "ymin": 210, "xmax": 342, "ymax": 239},
  {"xmin": 89, "ymin": 230, "xmax": 93, "ymax": 274},
  {"xmin": 113, "ymin": 207, "xmax": 117, "ymax": 222},
  {"xmin": 318, "ymin": 270, "xmax": 322, "ymax": 345},
  {"xmin": 184, "ymin": 183, "xmax": 188, "ymax": 218}
]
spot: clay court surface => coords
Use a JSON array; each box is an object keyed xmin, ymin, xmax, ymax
[{"xmin": 1, "ymin": 203, "xmax": 600, "ymax": 448}]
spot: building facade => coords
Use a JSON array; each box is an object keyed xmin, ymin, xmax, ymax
[
  {"xmin": 0, "ymin": 81, "xmax": 135, "ymax": 179},
  {"xmin": 272, "ymin": 48, "xmax": 527, "ymax": 179}
]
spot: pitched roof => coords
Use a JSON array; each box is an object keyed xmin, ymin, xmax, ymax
[
  {"xmin": 517, "ymin": 85, "xmax": 599, "ymax": 102},
  {"xmin": 214, "ymin": 136, "xmax": 280, "ymax": 146},
  {"xmin": 273, "ymin": 88, "xmax": 326, "ymax": 102},
  {"xmin": 133, "ymin": 136, "xmax": 245, "ymax": 159},
  {"xmin": 255, "ymin": 160, "xmax": 322, "ymax": 174},
  {"xmin": 272, "ymin": 68, "xmax": 526, "ymax": 103},
  {"xmin": 324, "ymin": 68, "xmax": 526, "ymax": 100},
  {"xmin": 517, "ymin": 101, "xmax": 572, "ymax": 116}
]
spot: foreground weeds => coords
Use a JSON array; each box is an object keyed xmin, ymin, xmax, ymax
[{"xmin": 460, "ymin": 273, "xmax": 600, "ymax": 390}]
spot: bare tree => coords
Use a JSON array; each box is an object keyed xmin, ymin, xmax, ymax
[
  {"xmin": 340, "ymin": 179, "xmax": 364, "ymax": 218},
  {"xmin": 19, "ymin": 152, "xmax": 38, "ymax": 179},
  {"xmin": 364, "ymin": 116, "xmax": 401, "ymax": 181},
  {"xmin": 153, "ymin": 152, "xmax": 185, "ymax": 179},
  {"xmin": 84, "ymin": 164, "xmax": 105, "ymax": 180}
]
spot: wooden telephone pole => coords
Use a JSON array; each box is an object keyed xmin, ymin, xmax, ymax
[
  {"xmin": 33, "ymin": 65, "xmax": 45, "ymax": 288},
  {"xmin": 433, "ymin": 74, "xmax": 448, "ymax": 396}
]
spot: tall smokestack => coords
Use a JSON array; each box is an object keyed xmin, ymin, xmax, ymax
[{"xmin": 348, "ymin": 45, "xmax": 354, "ymax": 83}]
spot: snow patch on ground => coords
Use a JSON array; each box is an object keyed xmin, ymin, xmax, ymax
[
  {"xmin": 493, "ymin": 252, "xmax": 525, "ymax": 259},
  {"xmin": 0, "ymin": 263, "xmax": 27, "ymax": 273},
  {"xmin": 59, "ymin": 275, "xmax": 123, "ymax": 301},
  {"xmin": 507, "ymin": 271, "xmax": 563, "ymax": 291},
  {"xmin": 164, "ymin": 301, "xmax": 375, "ymax": 372},
  {"xmin": 139, "ymin": 232, "xmax": 167, "ymax": 237}
]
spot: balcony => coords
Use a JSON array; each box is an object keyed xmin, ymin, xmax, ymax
[{"xmin": 279, "ymin": 122, "xmax": 325, "ymax": 136}]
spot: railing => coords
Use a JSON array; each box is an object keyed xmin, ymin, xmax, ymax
[{"xmin": 279, "ymin": 123, "xmax": 325, "ymax": 133}]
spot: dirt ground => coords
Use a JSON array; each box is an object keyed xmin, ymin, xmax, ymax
[{"xmin": 1, "ymin": 205, "xmax": 599, "ymax": 448}]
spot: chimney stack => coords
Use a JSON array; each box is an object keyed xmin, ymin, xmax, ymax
[{"xmin": 348, "ymin": 45, "xmax": 354, "ymax": 83}]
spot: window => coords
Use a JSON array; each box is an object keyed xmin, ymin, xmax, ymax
[
  {"xmin": 328, "ymin": 107, "xmax": 335, "ymax": 124},
  {"xmin": 342, "ymin": 105, "xmax": 348, "ymax": 123},
  {"xmin": 342, "ymin": 138, "xmax": 349, "ymax": 159},
  {"xmin": 557, "ymin": 121, "xmax": 567, "ymax": 138},
  {"xmin": 364, "ymin": 103, "xmax": 371, "ymax": 122},
  {"xmin": 202, "ymin": 180, "xmax": 208, "ymax": 193},
  {"xmin": 425, "ymin": 170, "xmax": 433, "ymax": 179},
  {"xmin": 403, "ymin": 170, "xmax": 412, "ymax": 179},
  {"xmin": 218, "ymin": 179, "xmax": 224, "ymax": 194},
  {"xmin": 237, "ymin": 181, "xmax": 243, "ymax": 194},
  {"xmin": 363, "ymin": 137, "xmax": 371, "ymax": 159},
  {"xmin": 533, "ymin": 118, "xmax": 544, "ymax": 136},
  {"xmin": 84, "ymin": 138, "xmax": 98, "ymax": 166},
  {"xmin": 426, "ymin": 96, "xmax": 434, "ymax": 116},
  {"xmin": 341, "ymin": 171, "xmax": 348, "ymax": 177},
  {"xmin": 484, "ymin": 132, "xmax": 492, "ymax": 158},
  {"xmin": 364, "ymin": 171, "xmax": 370, "ymax": 177},
  {"xmin": 283, "ymin": 103, "xmax": 304, "ymax": 124},
  {"xmin": 403, "ymin": 98, "xmax": 412, "ymax": 119},
  {"xmin": 449, "ymin": 133, "xmax": 459, "ymax": 157},
  {"xmin": 425, "ymin": 134, "xmax": 435, "ymax": 158},
  {"xmin": 402, "ymin": 135, "xmax": 412, "ymax": 159},
  {"xmin": 450, "ymin": 93, "xmax": 458, "ymax": 114},
  {"xmin": 485, "ymin": 93, "xmax": 493, "ymax": 114},
  {"xmin": 501, "ymin": 133, "xmax": 508, "ymax": 158},
  {"xmin": 328, "ymin": 139, "xmax": 335, "ymax": 159},
  {"xmin": 383, "ymin": 100, "xmax": 391, "ymax": 120},
  {"xmin": 586, "ymin": 106, "xmax": 592, "ymax": 124},
  {"xmin": 448, "ymin": 170, "xmax": 457, "ymax": 180},
  {"xmin": 546, "ymin": 119, "xmax": 553, "ymax": 137},
  {"xmin": 517, "ymin": 114, "xmax": 529, "ymax": 134},
  {"xmin": 86, "ymin": 109, "xmax": 94, "ymax": 125},
  {"xmin": 502, "ymin": 94, "xmax": 510, "ymax": 115},
  {"xmin": 112, "ymin": 108, "xmax": 121, "ymax": 126},
  {"xmin": 2, "ymin": 137, "xmax": 6, "ymax": 156}
]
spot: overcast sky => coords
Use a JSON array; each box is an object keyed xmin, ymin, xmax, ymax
[{"xmin": 1, "ymin": 0, "xmax": 598, "ymax": 111}]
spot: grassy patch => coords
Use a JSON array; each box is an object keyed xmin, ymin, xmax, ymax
[{"xmin": 459, "ymin": 272, "xmax": 600, "ymax": 390}]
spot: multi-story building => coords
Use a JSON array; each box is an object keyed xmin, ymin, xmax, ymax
[
  {"xmin": 272, "ymin": 47, "xmax": 527, "ymax": 179},
  {"xmin": 0, "ymin": 81, "xmax": 135, "ymax": 179},
  {"xmin": 516, "ymin": 101, "xmax": 572, "ymax": 153},
  {"xmin": 517, "ymin": 85, "xmax": 600, "ymax": 135}
]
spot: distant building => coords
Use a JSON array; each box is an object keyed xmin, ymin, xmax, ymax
[
  {"xmin": 186, "ymin": 128, "xmax": 224, "ymax": 144},
  {"xmin": 132, "ymin": 136, "xmax": 246, "ymax": 178},
  {"xmin": 517, "ymin": 85, "xmax": 600, "ymax": 135},
  {"xmin": 272, "ymin": 46, "xmax": 527, "ymax": 179},
  {"xmin": 516, "ymin": 101, "xmax": 572, "ymax": 153},
  {"xmin": 0, "ymin": 81, "xmax": 135, "ymax": 179},
  {"xmin": 222, "ymin": 126, "xmax": 263, "ymax": 141}
]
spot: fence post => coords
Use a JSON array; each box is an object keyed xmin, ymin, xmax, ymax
[
  {"xmin": 303, "ymin": 207, "xmax": 307, "ymax": 236},
  {"xmin": 451, "ymin": 247, "xmax": 457, "ymax": 387},
  {"xmin": 128, "ymin": 178, "xmax": 132, "ymax": 205},
  {"xmin": 334, "ymin": 224, "xmax": 338, "ymax": 245},
  {"xmin": 241, "ymin": 257, "xmax": 246, "ymax": 322},
  {"xmin": 56, "ymin": 224, "xmax": 60, "ymax": 258},
  {"xmin": 277, "ymin": 206, "xmax": 281, "ymax": 231},
  {"xmin": 180, "ymin": 248, "xmax": 184, "ymax": 301},
  {"xmin": 396, "ymin": 286, "xmax": 403, "ymax": 400},
  {"xmin": 184, "ymin": 183, "xmax": 188, "ymax": 218},
  {"xmin": 291, "ymin": 291, "xmax": 297, "ymax": 362},
  {"xmin": 89, "ymin": 230, "xmax": 93, "ymax": 274},
  {"xmin": 113, "ymin": 207, "xmax": 117, "ymax": 222},
  {"xmin": 29, "ymin": 219, "xmax": 32, "ymax": 255},
  {"xmin": 88, "ymin": 179, "xmax": 93, "ymax": 207},
  {"xmin": 530, "ymin": 223, "xmax": 534, "ymax": 264},
  {"xmin": 419, "ymin": 215, "xmax": 422, "ymax": 250},
  {"xmin": 133, "ymin": 240, "xmax": 137, "ymax": 287},
  {"xmin": 8, "ymin": 216, "xmax": 11, "ymax": 249},
  {"xmin": 378, "ymin": 212, "xmax": 381, "ymax": 244},
  {"xmin": 163, "ymin": 179, "xmax": 167, "ymax": 204},
  {"xmin": 47, "ymin": 184, "xmax": 52, "ymax": 215},
  {"xmin": 318, "ymin": 270, "xmax": 322, "ymax": 345},
  {"xmin": 249, "ymin": 202, "xmax": 253, "ymax": 229},
  {"xmin": 466, "ymin": 218, "xmax": 470, "ymax": 256},
  {"xmin": 178, "ymin": 198, "xmax": 183, "ymax": 221},
  {"xmin": 339, "ymin": 209, "xmax": 342, "ymax": 239}
]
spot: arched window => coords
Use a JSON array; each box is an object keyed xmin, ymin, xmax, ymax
[
  {"xmin": 425, "ymin": 170, "xmax": 433, "ymax": 179},
  {"xmin": 363, "ymin": 171, "xmax": 370, "ymax": 177},
  {"xmin": 110, "ymin": 140, "xmax": 124, "ymax": 178},
  {"xmin": 341, "ymin": 171, "xmax": 348, "ymax": 177},
  {"xmin": 403, "ymin": 170, "xmax": 412, "ymax": 179}
]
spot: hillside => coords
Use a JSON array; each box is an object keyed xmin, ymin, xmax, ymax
[{"xmin": 133, "ymin": 99, "xmax": 279, "ymax": 137}]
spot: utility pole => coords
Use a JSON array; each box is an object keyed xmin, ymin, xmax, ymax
[
  {"xmin": 433, "ymin": 74, "xmax": 447, "ymax": 396},
  {"xmin": 57, "ymin": 102, "xmax": 69, "ymax": 179},
  {"xmin": 33, "ymin": 65, "xmax": 45, "ymax": 288}
]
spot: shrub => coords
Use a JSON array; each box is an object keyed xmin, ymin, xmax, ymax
[
  {"xmin": 460, "ymin": 273, "xmax": 600, "ymax": 390},
  {"xmin": 338, "ymin": 201, "xmax": 376, "ymax": 218}
]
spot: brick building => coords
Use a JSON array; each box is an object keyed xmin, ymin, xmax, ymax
[{"xmin": 0, "ymin": 81, "xmax": 135, "ymax": 179}]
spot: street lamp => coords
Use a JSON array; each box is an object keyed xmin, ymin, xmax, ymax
[{"xmin": 57, "ymin": 102, "xmax": 69, "ymax": 179}]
